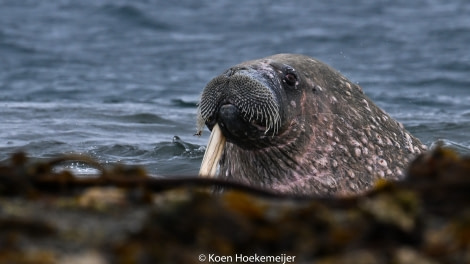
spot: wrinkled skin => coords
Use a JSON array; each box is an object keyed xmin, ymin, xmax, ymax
[{"xmin": 197, "ymin": 54, "xmax": 426, "ymax": 196}]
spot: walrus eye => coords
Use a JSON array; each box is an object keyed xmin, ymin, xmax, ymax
[{"xmin": 284, "ymin": 71, "xmax": 297, "ymax": 86}]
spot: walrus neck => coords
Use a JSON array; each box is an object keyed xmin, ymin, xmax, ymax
[{"xmin": 218, "ymin": 117, "xmax": 310, "ymax": 188}]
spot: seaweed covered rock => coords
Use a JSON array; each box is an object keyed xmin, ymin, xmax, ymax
[{"xmin": 0, "ymin": 147, "xmax": 469, "ymax": 264}]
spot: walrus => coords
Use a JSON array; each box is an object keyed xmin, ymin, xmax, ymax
[{"xmin": 196, "ymin": 54, "xmax": 426, "ymax": 196}]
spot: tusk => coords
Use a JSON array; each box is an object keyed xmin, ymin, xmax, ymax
[{"xmin": 199, "ymin": 123, "xmax": 226, "ymax": 177}]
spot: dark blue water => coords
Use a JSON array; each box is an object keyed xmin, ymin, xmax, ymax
[{"xmin": 1, "ymin": 0, "xmax": 469, "ymax": 176}]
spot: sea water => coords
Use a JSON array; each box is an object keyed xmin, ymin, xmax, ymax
[{"xmin": 1, "ymin": 0, "xmax": 469, "ymax": 176}]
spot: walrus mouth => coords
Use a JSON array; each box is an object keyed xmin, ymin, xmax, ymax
[
  {"xmin": 196, "ymin": 66, "xmax": 283, "ymax": 177},
  {"xmin": 196, "ymin": 67, "xmax": 281, "ymax": 138}
]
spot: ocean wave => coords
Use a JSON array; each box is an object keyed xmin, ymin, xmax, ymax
[{"xmin": 99, "ymin": 3, "xmax": 171, "ymax": 31}]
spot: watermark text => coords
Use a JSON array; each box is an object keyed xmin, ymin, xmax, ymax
[{"xmin": 199, "ymin": 253, "xmax": 296, "ymax": 263}]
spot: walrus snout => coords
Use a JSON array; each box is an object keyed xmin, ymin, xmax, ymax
[{"xmin": 197, "ymin": 67, "xmax": 283, "ymax": 140}]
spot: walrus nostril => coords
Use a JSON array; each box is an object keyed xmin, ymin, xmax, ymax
[{"xmin": 224, "ymin": 67, "xmax": 250, "ymax": 77}]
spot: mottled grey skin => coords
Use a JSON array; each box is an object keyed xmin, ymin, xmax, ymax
[{"xmin": 197, "ymin": 54, "xmax": 426, "ymax": 196}]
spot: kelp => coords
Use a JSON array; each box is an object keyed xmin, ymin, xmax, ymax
[{"xmin": 0, "ymin": 147, "xmax": 469, "ymax": 264}]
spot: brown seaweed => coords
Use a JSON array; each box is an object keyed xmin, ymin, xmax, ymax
[{"xmin": 0, "ymin": 147, "xmax": 469, "ymax": 263}]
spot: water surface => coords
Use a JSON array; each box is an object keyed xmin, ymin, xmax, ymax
[{"xmin": 1, "ymin": 0, "xmax": 469, "ymax": 175}]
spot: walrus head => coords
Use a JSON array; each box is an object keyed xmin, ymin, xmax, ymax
[
  {"xmin": 197, "ymin": 54, "xmax": 425, "ymax": 196},
  {"xmin": 197, "ymin": 57, "xmax": 301, "ymax": 147}
]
